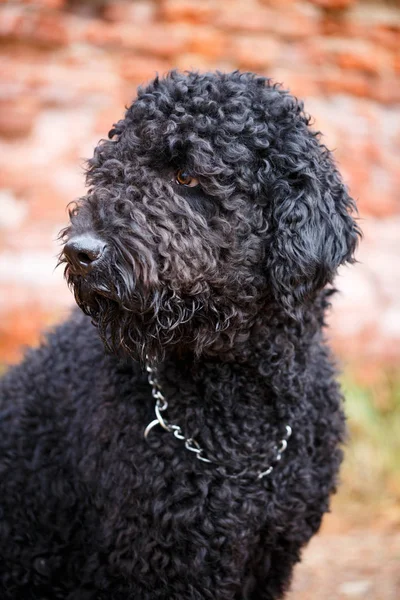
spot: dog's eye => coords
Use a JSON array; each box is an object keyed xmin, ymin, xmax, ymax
[{"xmin": 175, "ymin": 170, "xmax": 199, "ymax": 188}]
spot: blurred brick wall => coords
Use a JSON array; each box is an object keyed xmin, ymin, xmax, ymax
[{"xmin": 0, "ymin": 0, "xmax": 399, "ymax": 367}]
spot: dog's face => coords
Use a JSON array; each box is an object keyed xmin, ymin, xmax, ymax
[{"xmin": 61, "ymin": 71, "xmax": 359, "ymax": 361}]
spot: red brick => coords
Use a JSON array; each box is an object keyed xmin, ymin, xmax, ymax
[
  {"xmin": 270, "ymin": 68, "xmax": 319, "ymax": 97},
  {"xmin": 25, "ymin": 182, "xmax": 68, "ymax": 221},
  {"xmin": 216, "ymin": 2, "xmax": 274, "ymax": 33},
  {"xmin": 371, "ymin": 24, "xmax": 400, "ymax": 52},
  {"xmin": 370, "ymin": 77, "xmax": 400, "ymax": 105},
  {"xmin": 259, "ymin": 0, "xmax": 296, "ymax": 6},
  {"xmin": 335, "ymin": 47, "xmax": 390, "ymax": 77},
  {"xmin": 231, "ymin": 35, "xmax": 280, "ymax": 70},
  {"xmin": 0, "ymin": 5, "xmax": 25, "ymax": 39},
  {"xmin": 33, "ymin": 11, "xmax": 69, "ymax": 46},
  {"xmin": 188, "ymin": 27, "xmax": 227, "ymax": 60},
  {"xmin": 0, "ymin": 0, "xmax": 400, "ymax": 369},
  {"xmin": 320, "ymin": 16, "xmax": 344, "ymax": 36},
  {"xmin": 320, "ymin": 15, "xmax": 366, "ymax": 38},
  {"xmin": 357, "ymin": 191, "xmax": 398, "ymax": 218},
  {"xmin": 103, "ymin": 0, "xmax": 156, "ymax": 25},
  {"xmin": 0, "ymin": 306, "xmax": 61, "ymax": 364},
  {"xmin": 120, "ymin": 55, "xmax": 170, "ymax": 84},
  {"xmin": 119, "ymin": 23, "xmax": 189, "ymax": 57},
  {"xmin": 175, "ymin": 52, "xmax": 215, "ymax": 72},
  {"xmin": 0, "ymin": 46, "xmax": 47, "ymax": 89},
  {"xmin": 393, "ymin": 54, "xmax": 400, "ymax": 76},
  {"xmin": 10, "ymin": 0, "xmax": 66, "ymax": 7},
  {"xmin": 360, "ymin": 141, "xmax": 382, "ymax": 165},
  {"xmin": 94, "ymin": 103, "xmax": 125, "ymax": 135},
  {"xmin": 308, "ymin": 0, "xmax": 356, "ymax": 8},
  {"xmin": 274, "ymin": 5, "xmax": 320, "ymax": 39},
  {"xmin": 160, "ymin": 0, "xmax": 218, "ymax": 24},
  {"xmin": 0, "ymin": 8, "xmax": 69, "ymax": 47},
  {"xmin": 217, "ymin": 2, "xmax": 319, "ymax": 39},
  {"xmin": 317, "ymin": 70, "xmax": 370, "ymax": 98},
  {"xmin": 0, "ymin": 164, "xmax": 36, "ymax": 194},
  {"xmin": 342, "ymin": 155, "xmax": 399, "ymax": 217},
  {"xmin": 0, "ymin": 96, "xmax": 40, "ymax": 138},
  {"xmin": 307, "ymin": 38, "xmax": 391, "ymax": 77},
  {"xmin": 82, "ymin": 19, "xmax": 122, "ymax": 46}
]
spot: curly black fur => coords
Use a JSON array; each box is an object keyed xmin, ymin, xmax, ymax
[{"xmin": 0, "ymin": 71, "xmax": 360, "ymax": 599}]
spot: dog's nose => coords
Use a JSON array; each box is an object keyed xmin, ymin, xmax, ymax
[{"xmin": 64, "ymin": 235, "xmax": 106, "ymax": 275}]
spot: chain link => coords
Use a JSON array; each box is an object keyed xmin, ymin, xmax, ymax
[{"xmin": 144, "ymin": 358, "xmax": 292, "ymax": 480}]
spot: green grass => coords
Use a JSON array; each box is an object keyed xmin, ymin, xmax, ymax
[{"xmin": 337, "ymin": 368, "xmax": 400, "ymax": 524}]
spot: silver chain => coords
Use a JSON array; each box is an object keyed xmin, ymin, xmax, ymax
[{"xmin": 143, "ymin": 358, "xmax": 292, "ymax": 480}]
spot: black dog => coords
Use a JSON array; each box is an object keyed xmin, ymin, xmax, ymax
[{"xmin": 0, "ymin": 71, "xmax": 360, "ymax": 599}]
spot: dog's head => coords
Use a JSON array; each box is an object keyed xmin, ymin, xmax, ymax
[{"xmin": 60, "ymin": 71, "xmax": 360, "ymax": 361}]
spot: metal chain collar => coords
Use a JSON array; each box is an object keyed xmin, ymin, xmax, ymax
[{"xmin": 143, "ymin": 358, "xmax": 292, "ymax": 480}]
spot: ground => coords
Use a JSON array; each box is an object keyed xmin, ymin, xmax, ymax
[{"xmin": 288, "ymin": 518, "xmax": 400, "ymax": 600}]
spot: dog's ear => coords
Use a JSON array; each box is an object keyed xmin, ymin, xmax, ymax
[{"xmin": 263, "ymin": 151, "xmax": 360, "ymax": 318}]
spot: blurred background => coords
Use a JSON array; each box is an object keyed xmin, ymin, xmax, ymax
[{"xmin": 0, "ymin": 0, "xmax": 399, "ymax": 596}]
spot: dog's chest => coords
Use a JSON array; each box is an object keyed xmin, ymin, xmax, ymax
[
  {"xmin": 74, "ymin": 373, "xmax": 275, "ymax": 576},
  {"xmin": 74, "ymin": 396, "xmax": 267, "ymax": 595}
]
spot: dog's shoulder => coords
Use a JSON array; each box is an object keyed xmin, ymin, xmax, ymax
[{"xmin": 0, "ymin": 310, "xmax": 130, "ymax": 444}]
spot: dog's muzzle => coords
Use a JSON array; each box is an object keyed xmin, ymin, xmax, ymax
[{"xmin": 64, "ymin": 234, "xmax": 107, "ymax": 276}]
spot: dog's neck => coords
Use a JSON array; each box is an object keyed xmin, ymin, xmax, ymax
[
  {"xmin": 158, "ymin": 293, "xmax": 327, "ymax": 391},
  {"xmin": 145, "ymin": 300, "xmax": 328, "ymax": 478},
  {"xmin": 187, "ymin": 291, "xmax": 330, "ymax": 365}
]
